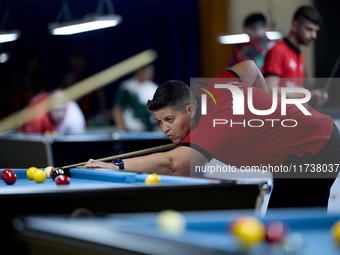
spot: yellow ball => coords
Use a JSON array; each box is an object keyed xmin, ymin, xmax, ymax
[
  {"xmin": 232, "ymin": 216, "xmax": 265, "ymax": 247},
  {"xmin": 33, "ymin": 169, "xmax": 47, "ymax": 183},
  {"xmin": 332, "ymin": 220, "xmax": 340, "ymax": 244},
  {"xmin": 145, "ymin": 174, "xmax": 161, "ymax": 184},
  {"xmin": 44, "ymin": 166, "xmax": 54, "ymax": 178},
  {"xmin": 157, "ymin": 210, "xmax": 186, "ymax": 235},
  {"xmin": 27, "ymin": 167, "xmax": 38, "ymax": 180}
]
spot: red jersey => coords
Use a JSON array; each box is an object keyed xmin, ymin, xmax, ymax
[
  {"xmin": 182, "ymin": 71, "xmax": 333, "ymax": 168},
  {"xmin": 263, "ymin": 38, "xmax": 305, "ymax": 88}
]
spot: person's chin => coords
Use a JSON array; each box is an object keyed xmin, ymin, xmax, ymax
[
  {"xmin": 170, "ymin": 137, "xmax": 182, "ymax": 145},
  {"xmin": 303, "ymin": 39, "xmax": 313, "ymax": 45}
]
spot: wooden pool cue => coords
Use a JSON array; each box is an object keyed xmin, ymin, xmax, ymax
[
  {"xmin": 324, "ymin": 52, "xmax": 340, "ymax": 92},
  {"xmin": 60, "ymin": 143, "xmax": 177, "ymax": 170},
  {"xmin": 314, "ymin": 52, "xmax": 340, "ymax": 111},
  {"xmin": 0, "ymin": 49, "xmax": 157, "ymax": 133}
]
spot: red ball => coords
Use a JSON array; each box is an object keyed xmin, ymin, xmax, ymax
[
  {"xmin": 55, "ymin": 174, "xmax": 70, "ymax": 185},
  {"xmin": 1, "ymin": 169, "xmax": 17, "ymax": 185},
  {"xmin": 1, "ymin": 169, "xmax": 12, "ymax": 180},
  {"xmin": 265, "ymin": 221, "xmax": 289, "ymax": 243}
]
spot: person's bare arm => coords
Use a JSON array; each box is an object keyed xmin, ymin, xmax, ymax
[
  {"xmin": 112, "ymin": 105, "xmax": 127, "ymax": 131},
  {"xmin": 229, "ymin": 60, "xmax": 268, "ymax": 92},
  {"xmin": 84, "ymin": 146, "xmax": 208, "ymax": 177},
  {"xmin": 265, "ymin": 75, "xmax": 308, "ymax": 99},
  {"xmin": 265, "ymin": 74, "xmax": 281, "ymax": 94}
]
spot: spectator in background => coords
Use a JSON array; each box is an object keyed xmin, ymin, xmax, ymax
[
  {"xmin": 228, "ymin": 13, "xmax": 275, "ymax": 73},
  {"xmin": 263, "ymin": 6, "xmax": 328, "ymax": 109},
  {"xmin": 112, "ymin": 64, "xmax": 158, "ymax": 131},
  {"xmin": 60, "ymin": 51, "xmax": 106, "ymax": 121},
  {"xmin": 12, "ymin": 51, "xmax": 45, "ymax": 111},
  {"xmin": 19, "ymin": 90, "xmax": 86, "ymax": 135}
]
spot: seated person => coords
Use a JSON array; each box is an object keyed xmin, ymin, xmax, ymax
[{"xmin": 19, "ymin": 90, "xmax": 86, "ymax": 135}]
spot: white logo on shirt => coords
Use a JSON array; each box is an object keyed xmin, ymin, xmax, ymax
[
  {"xmin": 289, "ymin": 59, "xmax": 297, "ymax": 71},
  {"xmin": 300, "ymin": 63, "xmax": 304, "ymax": 72},
  {"xmin": 286, "ymin": 81, "xmax": 297, "ymax": 87}
]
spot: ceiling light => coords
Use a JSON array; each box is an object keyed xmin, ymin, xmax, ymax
[
  {"xmin": 218, "ymin": 34, "xmax": 250, "ymax": 44},
  {"xmin": 0, "ymin": 51, "xmax": 10, "ymax": 63},
  {"xmin": 49, "ymin": 0, "xmax": 121, "ymax": 35},
  {"xmin": 49, "ymin": 14, "xmax": 121, "ymax": 35},
  {"xmin": 0, "ymin": 2, "xmax": 20, "ymax": 44},
  {"xmin": 0, "ymin": 30, "xmax": 20, "ymax": 43},
  {"xmin": 217, "ymin": 31, "xmax": 282, "ymax": 44},
  {"xmin": 265, "ymin": 31, "xmax": 282, "ymax": 40}
]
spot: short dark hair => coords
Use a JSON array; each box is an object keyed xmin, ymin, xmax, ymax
[
  {"xmin": 293, "ymin": 6, "xmax": 322, "ymax": 26},
  {"xmin": 244, "ymin": 13, "xmax": 267, "ymax": 30},
  {"xmin": 146, "ymin": 80, "xmax": 195, "ymax": 113}
]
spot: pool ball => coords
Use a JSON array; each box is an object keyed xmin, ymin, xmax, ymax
[
  {"xmin": 33, "ymin": 169, "xmax": 46, "ymax": 183},
  {"xmin": 27, "ymin": 167, "xmax": 38, "ymax": 180},
  {"xmin": 228, "ymin": 214, "xmax": 249, "ymax": 232},
  {"xmin": 157, "ymin": 210, "xmax": 186, "ymax": 235},
  {"xmin": 70, "ymin": 208, "xmax": 94, "ymax": 218},
  {"xmin": 2, "ymin": 169, "xmax": 17, "ymax": 185},
  {"xmin": 55, "ymin": 174, "xmax": 70, "ymax": 185},
  {"xmin": 332, "ymin": 219, "xmax": 340, "ymax": 244},
  {"xmin": 1, "ymin": 169, "xmax": 12, "ymax": 180},
  {"xmin": 44, "ymin": 166, "xmax": 54, "ymax": 178},
  {"xmin": 265, "ymin": 221, "xmax": 289, "ymax": 243},
  {"xmin": 231, "ymin": 216, "xmax": 265, "ymax": 247},
  {"xmin": 282, "ymin": 233, "xmax": 304, "ymax": 253},
  {"xmin": 145, "ymin": 173, "xmax": 161, "ymax": 184},
  {"xmin": 51, "ymin": 168, "xmax": 65, "ymax": 181},
  {"xmin": 51, "ymin": 130, "xmax": 58, "ymax": 137}
]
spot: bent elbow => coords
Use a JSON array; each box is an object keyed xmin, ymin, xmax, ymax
[{"xmin": 169, "ymin": 158, "xmax": 190, "ymax": 177}]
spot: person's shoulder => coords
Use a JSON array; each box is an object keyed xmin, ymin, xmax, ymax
[
  {"xmin": 137, "ymin": 80, "xmax": 158, "ymax": 91},
  {"xmin": 144, "ymin": 80, "xmax": 158, "ymax": 90},
  {"xmin": 119, "ymin": 77, "xmax": 138, "ymax": 90},
  {"xmin": 66, "ymin": 100, "xmax": 80, "ymax": 110},
  {"xmin": 267, "ymin": 40, "xmax": 286, "ymax": 52},
  {"xmin": 217, "ymin": 70, "xmax": 238, "ymax": 79}
]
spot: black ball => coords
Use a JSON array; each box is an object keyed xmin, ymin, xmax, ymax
[{"xmin": 51, "ymin": 168, "xmax": 65, "ymax": 181}]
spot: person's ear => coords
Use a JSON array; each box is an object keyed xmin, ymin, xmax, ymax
[
  {"xmin": 292, "ymin": 20, "xmax": 299, "ymax": 33},
  {"xmin": 244, "ymin": 27, "xmax": 251, "ymax": 35},
  {"xmin": 186, "ymin": 105, "xmax": 196, "ymax": 119}
]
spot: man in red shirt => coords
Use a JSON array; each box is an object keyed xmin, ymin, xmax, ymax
[
  {"xmin": 263, "ymin": 6, "xmax": 328, "ymax": 109},
  {"xmin": 85, "ymin": 60, "xmax": 340, "ymax": 208},
  {"xmin": 228, "ymin": 13, "xmax": 275, "ymax": 73},
  {"xmin": 19, "ymin": 91, "xmax": 86, "ymax": 135}
]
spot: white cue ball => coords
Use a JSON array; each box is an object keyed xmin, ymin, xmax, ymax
[
  {"xmin": 283, "ymin": 232, "xmax": 304, "ymax": 253},
  {"xmin": 157, "ymin": 210, "xmax": 186, "ymax": 235},
  {"xmin": 44, "ymin": 166, "xmax": 54, "ymax": 178}
]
